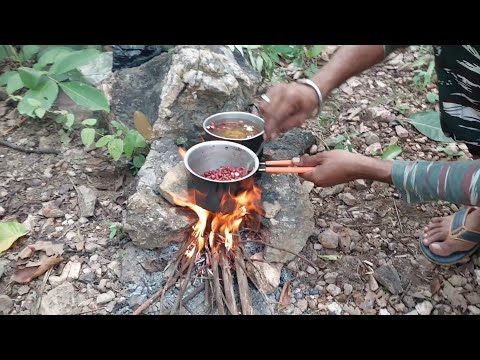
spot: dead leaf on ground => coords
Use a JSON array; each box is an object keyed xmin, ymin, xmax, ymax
[
  {"xmin": 134, "ymin": 111, "xmax": 154, "ymax": 140},
  {"xmin": 114, "ymin": 174, "xmax": 125, "ymax": 192},
  {"xmin": 278, "ymin": 281, "xmax": 292, "ymax": 310},
  {"xmin": 141, "ymin": 259, "xmax": 166, "ymax": 273},
  {"xmin": 11, "ymin": 256, "xmax": 63, "ymax": 283},
  {"xmin": 30, "ymin": 240, "xmax": 64, "ymax": 256},
  {"xmin": 430, "ymin": 276, "xmax": 442, "ymax": 295}
]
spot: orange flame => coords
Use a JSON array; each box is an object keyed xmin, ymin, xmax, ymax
[{"xmin": 172, "ymin": 184, "xmax": 263, "ymax": 256}]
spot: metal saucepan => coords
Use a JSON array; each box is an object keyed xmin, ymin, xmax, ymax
[
  {"xmin": 184, "ymin": 141, "xmax": 260, "ymax": 212},
  {"xmin": 203, "ymin": 111, "xmax": 265, "ymax": 157}
]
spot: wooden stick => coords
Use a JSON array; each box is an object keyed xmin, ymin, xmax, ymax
[
  {"xmin": 170, "ymin": 250, "xmax": 196, "ymax": 315},
  {"xmin": 211, "ymin": 249, "xmax": 225, "ymax": 315},
  {"xmin": 220, "ymin": 249, "xmax": 238, "ymax": 315},
  {"xmin": 0, "ymin": 138, "xmax": 60, "ymax": 155},
  {"xmin": 234, "ymin": 248, "xmax": 254, "ymax": 315},
  {"xmin": 182, "ymin": 283, "xmax": 206, "ymax": 306},
  {"xmin": 393, "ymin": 199, "xmax": 404, "ymax": 233}
]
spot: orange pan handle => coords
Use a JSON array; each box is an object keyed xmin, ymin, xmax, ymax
[{"xmin": 265, "ymin": 167, "xmax": 315, "ymax": 174}]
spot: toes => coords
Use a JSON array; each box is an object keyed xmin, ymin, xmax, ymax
[
  {"xmin": 429, "ymin": 242, "xmax": 451, "ymax": 257},
  {"xmin": 425, "ymin": 231, "xmax": 446, "ymax": 245}
]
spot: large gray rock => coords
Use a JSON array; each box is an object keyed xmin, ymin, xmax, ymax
[
  {"xmin": 101, "ymin": 45, "xmax": 261, "ymax": 139},
  {"xmin": 123, "ymin": 189, "xmax": 191, "ymax": 249},
  {"xmin": 136, "ymin": 136, "xmax": 183, "ymax": 193},
  {"xmin": 264, "ymin": 129, "xmax": 316, "ymax": 160},
  {"xmin": 260, "ymin": 173, "xmax": 315, "ymax": 263}
]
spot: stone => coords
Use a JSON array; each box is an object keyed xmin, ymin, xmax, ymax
[
  {"xmin": 260, "ymin": 173, "xmax": 315, "ymax": 264},
  {"xmin": 0, "ymin": 206, "xmax": 5, "ymax": 217},
  {"xmin": 246, "ymin": 253, "xmax": 282, "ymax": 294},
  {"xmin": 17, "ymin": 285, "xmax": 30, "ymax": 295},
  {"xmin": 309, "ymin": 144, "xmax": 318, "ymax": 154},
  {"xmin": 395, "ymin": 125, "xmax": 409, "ymax": 138},
  {"xmin": 264, "ymin": 129, "xmax": 316, "ymax": 161},
  {"xmin": 41, "ymin": 206, "xmax": 64, "ymax": 218},
  {"xmin": 465, "ymin": 292, "xmax": 480, "ymax": 305},
  {"xmin": 442, "ymin": 281, "xmax": 468, "ymax": 311},
  {"xmin": 415, "ymin": 301, "xmax": 433, "ymax": 315},
  {"xmin": 319, "ymin": 229, "xmax": 339, "ymax": 250},
  {"xmin": 296, "ymin": 299, "xmax": 308, "ymax": 313},
  {"xmin": 39, "ymin": 282, "xmax": 76, "ymax": 315},
  {"xmin": 97, "ymin": 291, "xmax": 115, "ymax": 305},
  {"xmin": 123, "ymin": 189, "xmax": 191, "ymax": 249},
  {"xmin": 365, "ymin": 142, "xmax": 382, "ymax": 156},
  {"xmin": 448, "ymin": 275, "xmax": 466, "ymax": 287},
  {"xmin": 77, "ymin": 51, "xmax": 113, "ymax": 86},
  {"xmin": 326, "ymin": 284, "xmax": 342, "ymax": 296},
  {"xmin": 324, "ymin": 272, "xmax": 338, "ymax": 284},
  {"xmin": 0, "ymin": 295, "xmax": 13, "ymax": 314},
  {"xmin": 340, "ymin": 193, "xmax": 356, "ymax": 206},
  {"xmin": 369, "ymin": 274, "xmax": 379, "ymax": 291},
  {"xmin": 327, "ymin": 302, "xmax": 342, "ymax": 315},
  {"xmin": 379, "ymin": 309, "xmax": 390, "ymax": 315},
  {"xmin": 263, "ymin": 200, "xmax": 282, "ymax": 219},
  {"xmin": 66, "ymin": 262, "xmax": 81, "ymax": 281},
  {"xmin": 365, "ymin": 132, "xmax": 380, "ymax": 145},
  {"xmin": 103, "ymin": 45, "xmax": 261, "ymax": 138},
  {"xmin": 374, "ymin": 265, "xmax": 404, "ymax": 295},
  {"xmin": 319, "ymin": 184, "xmax": 345, "ymax": 198},
  {"xmin": 158, "ymin": 162, "xmax": 189, "ymax": 206},
  {"xmin": 306, "ymin": 266, "xmax": 316, "ymax": 275},
  {"xmin": 353, "ymin": 179, "xmax": 368, "ymax": 190},
  {"xmin": 77, "ymin": 185, "xmax": 97, "ymax": 217},
  {"xmin": 343, "ymin": 283, "xmax": 353, "ymax": 296},
  {"xmin": 0, "ymin": 259, "xmax": 6, "ymax": 280},
  {"xmin": 468, "ymin": 306, "xmax": 480, "ymax": 315}
]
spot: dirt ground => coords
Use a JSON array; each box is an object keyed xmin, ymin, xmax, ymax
[{"xmin": 0, "ymin": 46, "xmax": 479, "ymax": 315}]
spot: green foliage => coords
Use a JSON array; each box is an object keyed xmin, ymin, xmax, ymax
[
  {"xmin": 408, "ymin": 111, "xmax": 454, "ymax": 143},
  {"xmin": 333, "ymin": 132, "xmax": 358, "ymax": 152},
  {"xmin": 229, "ymin": 45, "xmax": 325, "ymax": 79}
]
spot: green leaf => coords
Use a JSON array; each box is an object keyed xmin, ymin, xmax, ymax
[
  {"xmin": 426, "ymin": 92, "xmax": 439, "ymax": 103},
  {"xmin": 310, "ymin": 45, "xmax": 325, "ymax": 58},
  {"xmin": 271, "ymin": 45, "xmax": 294, "ymax": 56},
  {"xmin": 0, "ymin": 71, "xmax": 17, "ymax": 86},
  {"xmin": 124, "ymin": 132, "xmax": 136, "ymax": 160},
  {"xmin": 176, "ymin": 136, "xmax": 187, "ymax": 146},
  {"xmin": 317, "ymin": 254, "xmax": 339, "ymax": 261},
  {"xmin": 111, "ymin": 120, "xmax": 128, "ymax": 133},
  {"xmin": 26, "ymin": 98, "xmax": 42, "ymax": 107},
  {"xmin": 59, "ymin": 81, "xmax": 109, "ymax": 112},
  {"xmin": 255, "ymin": 55, "xmax": 264, "ymax": 73},
  {"xmin": 6, "ymin": 72, "xmax": 24, "ymax": 95},
  {"xmin": 81, "ymin": 128, "xmax": 95, "ymax": 147},
  {"xmin": 381, "ymin": 144, "xmax": 402, "ymax": 160},
  {"xmin": 34, "ymin": 108, "xmax": 46, "ymax": 118},
  {"xmin": 408, "ymin": 111, "xmax": 454, "ymax": 143},
  {"xmin": 0, "ymin": 221, "xmax": 29, "ymax": 253},
  {"xmin": 65, "ymin": 113, "xmax": 74, "ymax": 128},
  {"xmin": 36, "ymin": 46, "xmax": 75, "ymax": 69},
  {"xmin": 133, "ymin": 155, "xmax": 146, "ymax": 168},
  {"xmin": 135, "ymin": 132, "xmax": 146, "ymax": 148},
  {"xmin": 48, "ymin": 49, "xmax": 100, "ymax": 75},
  {"xmin": 82, "ymin": 118, "xmax": 97, "ymax": 126},
  {"xmin": 96, "ymin": 135, "xmax": 113, "ymax": 148},
  {"xmin": 58, "ymin": 129, "xmax": 72, "ymax": 145},
  {"xmin": 108, "ymin": 138, "xmax": 124, "ymax": 161},
  {"xmin": 17, "ymin": 79, "xmax": 58, "ymax": 116},
  {"xmin": 20, "ymin": 45, "xmax": 41, "ymax": 61},
  {"xmin": 305, "ymin": 63, "xmax": 317, "ymax": 78},
  {"xmin": 109, "ymin": 226, "xmax": 117, "ymax": 240}
]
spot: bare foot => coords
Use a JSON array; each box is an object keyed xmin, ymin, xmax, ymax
[{"xmin": 423, "ymin": 208, "xmax": 480, "ymax": 257}]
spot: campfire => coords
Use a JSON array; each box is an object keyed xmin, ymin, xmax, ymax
[{"xmin": 133, "ymin": 147, "xmax": 267, "ymax": 315}]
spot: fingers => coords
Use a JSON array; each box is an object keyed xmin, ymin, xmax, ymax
[
  {"xmin": 299, "ymin": 168, "xmax": 317, "ymax": 183},
  {"xmin": 292, "ymin": 153, "xmax": 326, "ymax": 167}
]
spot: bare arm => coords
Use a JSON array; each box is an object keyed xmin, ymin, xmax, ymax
[{"xmin": 311, "ymin": 45, "xmax": 387, "ymax": 98}]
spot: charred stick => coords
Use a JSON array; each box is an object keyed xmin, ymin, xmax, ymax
[
  {"xmin": 211, "ymin": 250, "xmax": 225, "ymax": 315},
  {"xmin": 220, "ymin": 249, "xmax": 238, "ymax": 315},
  {"xmin": 170, "ymin": 250, "xmax": 196, "ymax": 315},
  {"xmin": 182, "ymin": 283, "xmax": 206, "ymax": 306},
  {"xmin": 234, "ymin": 247, "xmax": 254, "ymax": 315}
]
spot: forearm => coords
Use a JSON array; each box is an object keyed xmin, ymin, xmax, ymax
[
  {"xmin": 391, "ymin": 160, "xmax": 480, "ymax": 206},
  {"xmin": 355, "ymin": 156, "xmax": 393, "ymax": 184},
  {"xmin": 311, "ymin": 45, "xmax": 386, "ymax": 98}
]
